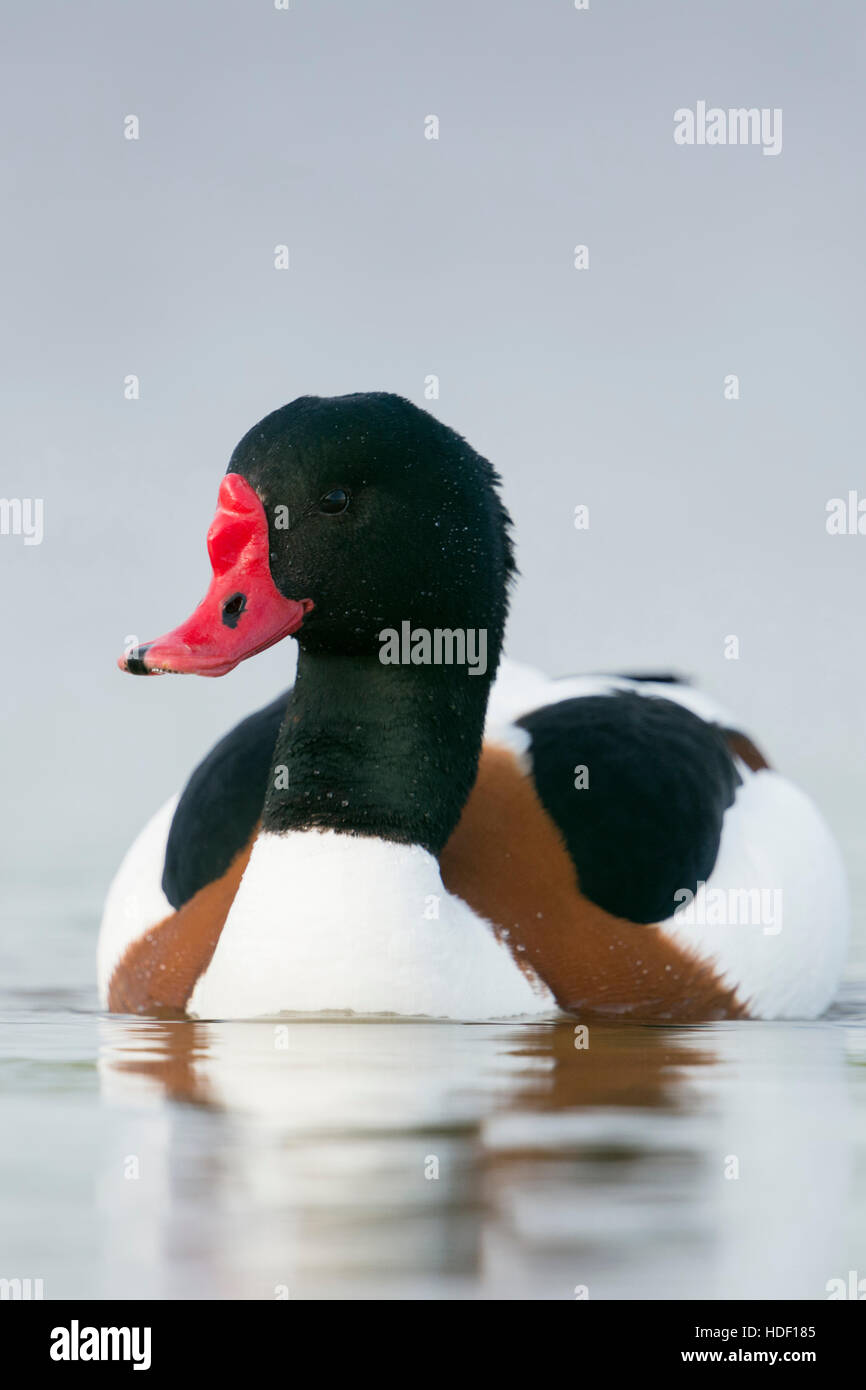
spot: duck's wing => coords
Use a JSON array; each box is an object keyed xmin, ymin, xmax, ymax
[
  {"xmin": 514, "ymin": 689, "xmax": 742, "ymax": 926},
  {"xmin": 475, "ymin": 680, "xmax": 847, "ymax": 1019}
]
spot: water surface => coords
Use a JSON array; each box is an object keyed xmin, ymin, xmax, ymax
[{"xmin": 2, "ymin": 881, "xmax": 864, "ymax": 1300}]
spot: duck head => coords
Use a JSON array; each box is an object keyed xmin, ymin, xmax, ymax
[{"xmin": 120, "ymin": 392, "xmax": 515, "ymax": 679}]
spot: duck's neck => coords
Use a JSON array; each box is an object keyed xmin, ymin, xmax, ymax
[{"xmin": 261, "ymin": 649, "xmax": 494, "ymax": 854}]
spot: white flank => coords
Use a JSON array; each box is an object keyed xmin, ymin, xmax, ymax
[
  {"xmin": 659, "ymin": 765, "xmax": 849, "ymax": 1019},
  {"xmin": 189, "ymin": 830, "xmax": 556, "ymax": 1021},
  {"xmin": 97, "ymin": 795, "xmax": 178, "ymax": 1005}
]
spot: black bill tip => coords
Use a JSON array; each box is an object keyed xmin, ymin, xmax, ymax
[{"xmin": 122, "ymin": 643, "xmax": 154, "ymax": 675}]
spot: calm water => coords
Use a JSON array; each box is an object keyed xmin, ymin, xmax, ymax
[{"xmin": 2, "ymin": 875, "xmax": 865, "ymax": 1301}]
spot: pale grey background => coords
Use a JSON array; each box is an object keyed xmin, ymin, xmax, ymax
[{"xmin": 1, "ymin": 0, "xmax": 863, "ymax": 933}]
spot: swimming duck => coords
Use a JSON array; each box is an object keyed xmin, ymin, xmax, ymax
[{"xmin": 99, "ymin": 393, "xmax": 848, "ymax": 1021}]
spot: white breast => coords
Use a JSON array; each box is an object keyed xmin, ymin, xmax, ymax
[{"xmin": 188, "ymin": 830, "xmax": 557, "ymax": 1022}]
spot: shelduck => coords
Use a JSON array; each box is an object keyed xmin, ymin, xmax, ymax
[{"xmin": 99, "ymin": 393, "xmax": 849, "ymax": 1021}]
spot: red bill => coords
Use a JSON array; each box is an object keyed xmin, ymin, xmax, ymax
[{"xmin": 119, "ymin": 473, "xmax": 312, "ymax": 676}]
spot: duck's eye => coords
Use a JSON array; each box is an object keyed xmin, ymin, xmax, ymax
[{"xmin": 319, "ymin": 488, "xmax": 350, "ymax": 515}]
